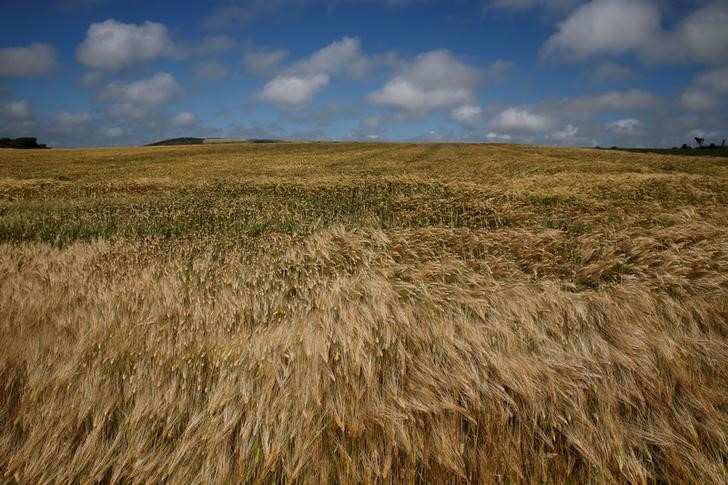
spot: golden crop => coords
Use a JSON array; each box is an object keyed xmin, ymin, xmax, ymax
[{"xmin": 1, "ymin": 142, "xmax": 727, "ymax": 483}]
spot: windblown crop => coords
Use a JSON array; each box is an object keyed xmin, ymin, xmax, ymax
[{"xmin": 1, "ymin": 142, "xmax": 727, "ymax": 483}]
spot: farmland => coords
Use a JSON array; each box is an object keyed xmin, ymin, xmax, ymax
[{"xmin": 1, "ymin": 142, "xmax": 727, "ymax": 483}]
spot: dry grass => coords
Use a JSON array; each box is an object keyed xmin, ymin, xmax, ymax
[{"xmin": 1, "ymin": 142, "xmax": 727, "ymax": 483}]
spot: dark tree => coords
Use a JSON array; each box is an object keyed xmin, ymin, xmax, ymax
[
  {"xmin": 0, "ymin": 137, "xmax": 48, "ymax": 149},
  {"xmin": 694, "ymin": 137, "xmax": 705, "ymax": 147}
]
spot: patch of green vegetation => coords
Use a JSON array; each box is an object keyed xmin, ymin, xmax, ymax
[
  {"xmin": 145, "ymin": 137, "xmax": 205, "ymax": 146},
  {"xmin": 609, "ymin": 147, "xmax": 728, "ymax": 158}
]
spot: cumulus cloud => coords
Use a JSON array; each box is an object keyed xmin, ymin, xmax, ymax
[
  {"xmin": 486, "ymin": 88, "xmax": 661, "ymax": 146},
  {"xmin": 543, "ymin": 0, "xmax": 660, "ymax": 60},
  {"xmin": 543, "ymin": 0, "xmax": 728, "ymax": 65},
  {"xmin": 451, "ymin": 105, "xmax": 482, "ymax": 125},
  {"xmin": 648, "ymin": 2, "xmax": 728, "ymax": 65},
  {"xmin": 369, "ymin": 50, "xmax": 483, "ymax": 115},
  {"xmin": 0, "ymin": 99, "xmax": 35, "ymax": 137},
  {"xmin": 104, "ymin": 127, "xmax": 123, "ymax": 138},
  {"xmin": 550, "ymin": 123, "xmax": 579, "ymax": 140},
  {"xmin": 203, "ymin": 0, "xmax": 310, "ymax": 30},
  {"xmin": 0, "ymin": 99, "xmax": 33, "ymax": 120},
  {"xmin": 483, "ymin": 59, "xmax": 513, "ymax": 83},
  {"xmin": 77, "ymin": 19, "xmax": 176, "ymax": 70},
  {"xmin": 172, "ymin": 112, "xmax": 197, "ymax": 127},
  {"xmin": 45, "ymin": 112, "xmax": 92, "ymax": 133},
  {"xmin": 587, "ymin": 61, "xmax": 636, "ymax": 83},
  {"xmin": 99, "ymin": 72, "xmax": 181, "ymax": 107},
  {"xmin": 193, "ymin": 59, "xmax": 229, "ymax": 80},
  {"xmin": 194, "ymin": 35, "xmax": 237, "ymax": 55},
  {"xmin": 485, "ymin": 132, "xmax": 512, "ymax": 141},
  {"xmin": 292, "ymin": 37, "xmax": 370, "ymax": 80},
  {"xmin": 243, "ymin": 49, "xmax": 288, "ymax": 75},
  {"xmin": 258, "ymin": 74, "xmax": 330, "ymax": 105},
  {"xmin": 680, "ymin": 67, "xmax": 728, "ymax": 111},
  {"xmin": 680, "ymin": 89, "xmax": 720, "ymax": 112},
  {"xmin": 0, "ymin": 43, "xmax": 58, "ymax": 77},
  {"xmin": 79, "ymin": 71, "xmax": 104, "ymax": 86},
  {"xmin": 256, "ymin": 37, "xmax": 370, "ymax": 106},
  {"xmin": 491, "ymin": 107, "xmax": 555, "ymax": 132},
  {"xmin": 348, "ymin": 115, "xmax": 386, "ymax": 141},
  {"xmin": 370, "ymin": 78, "xmax": 473, "ymax": 113},
  {"xmin": 692, "ymin": 67, "xmax": 728, "ymax": 94},
  {"xmin": 559, "ymin": 89, "xmax": 659, "ymax": 117},
  {"xmin": 606, "ymin": 117, "xmax": 644, "ymax": 135},
  {"xmin": 98, "ymin": 72, "xmax": 182, "ymax": 119},
  {"xmin": 203, "ymin": 3, "xmax": 264, "ymax": 29}
]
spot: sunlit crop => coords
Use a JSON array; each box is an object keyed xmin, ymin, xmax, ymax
[{"xmin": 1, "ymin": 142, "xmax": 727, "ymax": 483}]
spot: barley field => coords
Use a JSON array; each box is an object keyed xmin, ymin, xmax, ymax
[{"xmin": 1, "ymin": 142, "xmax": 727, "ymax": 484}]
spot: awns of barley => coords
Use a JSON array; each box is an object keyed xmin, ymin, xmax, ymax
[
  {"xmin": 1, "ymin": 222, "xmax": 727, "ymax": 484},
  {"xmin": 0, "ymin": 142, "xmax": 727, "ymax": 484}
]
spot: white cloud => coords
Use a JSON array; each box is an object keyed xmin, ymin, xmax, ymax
[
  {"xmin": 543, "ymin": 0, "xmax": 660, "ymax": 60},
  {"xmin": 243, "ymin": 49, "xmax": 288, "ymax": 75},
  {"xmin": 256, "ymin": 37, "xmax": 371, "ymax": 106},
  {"xmin": 0, "ymin": 100, "xmax": 33, "ymax": 120},
  {"xmin": 486, "ymin": 89, "xmax": 660, "ymax": 144},
  {"xmin": 687, "ymin": 129, "xmax": 720, "ymax": 141},
  {"xmin": 485, "ymin": 132, "xmax": 512, "ymax": 141},
  {"xmin": 172, "ymin": 112, "xmax": 197, "ymax": 127},
  {"xmin": 680, "ymin": 89, "xmax": 720, "ymax": 112},
  {"xmin": 79, "ymin": 71, "xmax": 104, "ymax": 86},
  {"xmin": 369, "ymin": 49, "xmax": 482, "ymax": 115},
  {"xmin": 680, "ymin": 67, "xmax": 728, "ymax": 111},
  {"xmin": 451, "ymin": 105, "xmax": 482, "ymax": 125},
  {"xmin": 551, "ymin": 124, "xmax": 579, "ymax": 140},
  {"xmin": 107, "ymin": 103, "xmax": 148, "ymax": 120},
  {"xmin": 370, "ymin": 78, "xmax": 473, "ymax": 113},
  {"xmin": 363, "ymin": 116, "xmax": 380, "ymax": 129},
  {"xmin": 650, "ymin": 2, "xmax": 728, "ymax": 65},
  {"xmin": 543, "ymin": 0, "xmax": 728, "ymax": 65},
  {"xmin": 207, "ymin": 0, "xmax": 359, "ymax": 30},
  {"xmin": 606, "ymin": 118, "xmax": 644, "ymax": 135},
  {"xmin": 258, "ymin": 74, "xmax": 330, "ymax": 105},
  {"xmin": 588, "ymin": 61, "xmax": 636, "ymax": 83},
  {"xmin": 98, "ymin": 72, "xmax": 181, "ymax": 120},
  {"xmin": 564, "ymin": 89, "xmax": 659, "ymax": 114},
  {"xmin": 484, "ymin": 59, "xmax": 513, "ymax": 83},
  {"xmin": 292, "ymin": 37, "xmax": 370, "ymax": 80},
  {"xmin": 693, "ymin": 67, "xmax": 728, "ymax": 93},
  {"xmin": 99, "ymin": 72, "xmax": 181, "ymax": 108},
  {"xmin": 77, "ymin": 19, "xmax": 176, "ymax": 71},
  {"xmin": 104, "ymin": 127, "xmax": 123, "ymax": 138},
  {"xmin": 203, "ymin": 4, "xmax": 260, "ymax": 29},
  {"xmin": 491, "ymin": 108, "xmax": 555, "ymax": 132},
  {"xmin": 194, "ymin": 35, "xmax": 237, "ymax": 55},
  {"xmin": 0, "ymin": 43, "xmax": 58, "ymax": 77},
  {"xmin": 193, "ymin": 59, "xmax": 229, "ymax": 80},
  {"xmin": 47, "ymin": 112, "xmax": 91, "ymax": 133}
]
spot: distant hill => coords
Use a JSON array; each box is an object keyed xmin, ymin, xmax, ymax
[
  {"xmin": 0, "ymin": 137, "xmax": 48, "ymax": 149},
  {"xmin": 145, "ymin": 137, "xmax": 205, "ymax": 146},
  {"xmin": 604, "ymin": 146, "xmax": 728, "ymax": 158},
  {"xmin": 146, "ymin": 137, "xmax": 283, "ymax": 146}
]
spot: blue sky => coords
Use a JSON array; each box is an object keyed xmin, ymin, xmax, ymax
[{"xmin": 0, "ymin": 0, "xmax": 726, "ymax": 147}]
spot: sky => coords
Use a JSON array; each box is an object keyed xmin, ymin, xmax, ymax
[{"xmin": 0, "ymin": 0, "xmax": 726, "ymax": 147}]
